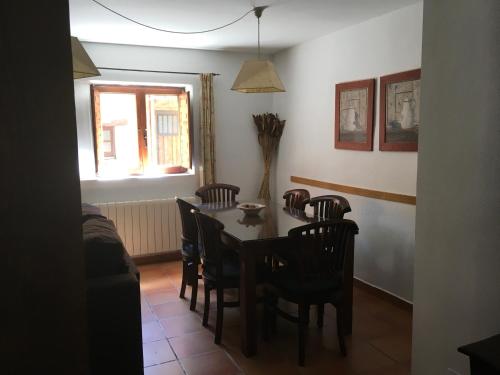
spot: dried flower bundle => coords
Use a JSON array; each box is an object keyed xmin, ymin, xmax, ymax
[{"xmin": 252, "ymin": 113, "xmax": 285, "ymax": 200}]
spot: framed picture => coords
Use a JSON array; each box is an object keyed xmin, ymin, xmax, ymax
[
  {"xmin": 379, "ymin": 69, "xmax": 421, "ymax": 151},
  {"xmin": 335, "ymin": 79, "xmax": 375, "ymax": 151}
]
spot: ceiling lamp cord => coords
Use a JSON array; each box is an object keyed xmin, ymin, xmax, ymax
[
  {"xmin": 85, "ymin": 0, "xmax": 284, "ymax": 92},
  {"xmin": 90, "ymin": 0, "xmax": 255, "ymax": 34},
  {"xmin": 257, "ymin": 17, "xmax": 260, "ymax": 60},
  {"xmin": 254, "ymin": 6, "xmax": 268, "ymax": 59},
  {"xmin": 258, "ymin": 16, "xmax": 261, "ymax": 59}
]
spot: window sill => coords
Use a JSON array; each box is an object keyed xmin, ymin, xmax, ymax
[{"xmin": 80, "ymin": 170, "xmax": 195, "ymax": 182}]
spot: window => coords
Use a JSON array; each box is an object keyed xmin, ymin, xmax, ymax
[
  {"xmin": 102, "ymin": 125, "xmax": 116, "ymax": 159},
  {"xmin": 157, "ymin": 111, "xmax": 179, "ymax": 136},
  {"xmin": 91, "ymin": 85, "xmax": 191, "ymax": 177}
]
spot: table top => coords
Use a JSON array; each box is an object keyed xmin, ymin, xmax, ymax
[
  {"xmin": 196, "ymin": 199, "xmax": 317, "ymax": 243},
  {"xmin": 458, "ymin": 334, "xmax": 500, "ymax": 370}
]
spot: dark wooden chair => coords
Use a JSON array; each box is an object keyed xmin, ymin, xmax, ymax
[
  {"xmin": 175, "ymin": 198, "xmax": 201, "ymax": 311},
  {"xmin": 300, "ymin": 194, "xmax": 352, "ymax": 325},
  {"xmin": 192, "ymin": 210, "xmax": 240, "ymax": 344},
  {"xmin": 308, "ymin": 195, "xmax": 351, "ymax": 219},
  {"xmin": 283, "ymin": 189, "xmax": 310, "ymax": 210},
  {"xmin": 263, "ymin": 219, "xmax": 359, "ymax": 366},
  {"xmin": 195, "ymin": 183, "xmax": 240, "ymax": 204}
]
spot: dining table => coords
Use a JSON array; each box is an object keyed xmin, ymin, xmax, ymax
[{"xmin": 196, "ymin": 199, "xmax": 355, "ymax": 357}]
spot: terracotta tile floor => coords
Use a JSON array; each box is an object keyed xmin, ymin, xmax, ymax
[{"xmin": 139, "ymin": 261, "xmax": 412, "ymax": 375}]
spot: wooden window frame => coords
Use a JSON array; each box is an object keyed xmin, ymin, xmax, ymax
[{"xmin": 90, "ymin": 84, "xmax": 193, "ymax": 175}]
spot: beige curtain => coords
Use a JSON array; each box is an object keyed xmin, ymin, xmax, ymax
[
  {"xmin": 178, "ymin": 91, "xmax": 191, "ymax": 168},
  {"xmin": 200, "ymin": 73, "xmax": 216, "ymax": 185}
]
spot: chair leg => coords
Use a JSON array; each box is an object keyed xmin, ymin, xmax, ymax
[
  {"xmin": 202, "ymin": 283, "xmax": 210, "ymax": 327},
  {"xmin": 262, "ymin": 291, "xmax": 270, "ymax": 342},
  {"xmin": 305, "ymin": 303, "xmax": 310, "ymax": 326},
  {"xmin": 189, "ymin": 263, "xmax": 198, "ymax": 311},
  {"xmin": 317, "ymin": 303, "xmax": 324, "ymax": 328},
  {"xmin": 336, "ymin": 306, "xmax": 347, "ymax": 356},
  {"xmin": 179, "ymin": 260, "xmax": 187, "ymax": 299},
  {"xmin": 298, "ymin": 302, "xmax": 307, "ymax": 366},
  {"xmin": 270, "ymin": 295, "xmax": 278, "ymax": 334},
  {"xmin": 215, "ymin": 286, "xmax": 224, "ymax": 344}
]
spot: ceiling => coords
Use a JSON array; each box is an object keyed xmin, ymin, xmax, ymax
[{"xmin": 69, "ymin": 0, "xmax": 420, "ymax": 54}]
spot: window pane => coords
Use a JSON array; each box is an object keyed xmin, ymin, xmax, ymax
[
  {"xmin": 97, "ymin": 93, "xmax": 141, "ymax": 176},
  {"xmin": 103, "ymin": 142, "xmax": 112, "ymax": 153},
  {"xmin": 157, "ymin": 112, "xmax": 178, "ymax": 136},
  {"xmin": 145, "ymin": 94, "xmax": 189, "ymax": 170},
  {"xmin": 102, "ymin": 129, "xmax": 111, "ymax": 141}
]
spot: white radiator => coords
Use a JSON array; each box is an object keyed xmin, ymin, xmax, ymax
[{"xmin": 93, "ymin": 197, "xmax": 195, "ymax": 257}]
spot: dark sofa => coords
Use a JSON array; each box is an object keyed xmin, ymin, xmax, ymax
[{"xmin": 82, "ymin": 204, "xmax": 144, "ymax": 375}]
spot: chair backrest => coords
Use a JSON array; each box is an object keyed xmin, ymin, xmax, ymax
[
  {"xmin": 283, "ymin": 189, "xmax": 310, "ymax": 210},
  {"xmin": 192, "ymin": 210, "xmax": 225, "ymax": 268},
  {"xmin": 288, "ymin": 220, "xmax": 359, "ymax": 284},
  {"xmin": 308, "ymin": 195, "xmax": 351, "ymax": 219},
  {"xmin": 195, "ymin": 183, "xmax": 240, "ymax": 204},
  {"xmin": 176, "ymin": 198, "xmax": 199, "ymax": 246}
]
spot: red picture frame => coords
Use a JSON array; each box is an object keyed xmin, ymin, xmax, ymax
[
  {"xmin": 379, "ymin": 69, "xmax": 421, "ymax": 151},
  {"xmin": 334, "ymin": 79, "xmax": 375, "ymax": 151}
]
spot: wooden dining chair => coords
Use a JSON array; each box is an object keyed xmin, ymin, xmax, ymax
[
  {"xmin": 192, "ymin": 210, "xmax": 240, "ymax": 345},
  {"xmin": 308, "ymin": 195, "xmax": 351, "ymax": 219},
  {"xmin": 175, "ymin": 198, "xmax": 201, "ymax": 311},
  {"xmin": 297, "ymin": 195, "xmax": 351, "ymax": 327},
  {"xmin": 195, "ymin": 183, "xmax": 240, "ymax": 204},
  {"xmin": 283, "ymin": 189, "xmax": 310, "ymax": 210},
  {"xmin": 263, "ymin": 219, "xmax": 359, "ymax": 366}
]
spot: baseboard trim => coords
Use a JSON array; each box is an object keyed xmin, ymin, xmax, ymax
[
  {"xmin": 132, "ymin": 250, "xmax": 182, "ymax": 265},
  {"xmin": 354, "ymin": 277, "xmax": 413, "ymax": 313}
]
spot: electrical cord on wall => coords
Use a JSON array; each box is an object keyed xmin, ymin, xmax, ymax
[{"xmin": 90, "ymin": 0, "xmax": 255, "ymax": 34}]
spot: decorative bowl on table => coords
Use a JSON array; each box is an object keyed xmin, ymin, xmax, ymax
[{"xmin": 237, "ymin": 202, "xmax": 266, "ymax": 216}]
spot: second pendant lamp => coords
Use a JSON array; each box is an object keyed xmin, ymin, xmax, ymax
[{"xmin": 231, "ymin": 6, "xmax": 285, "ymax": 93}]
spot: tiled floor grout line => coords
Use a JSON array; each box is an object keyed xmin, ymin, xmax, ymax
[
  {"xmin": 366, "ymin": 340, "xmax": 404, "ymax": 366},
  {"xmin": 165, "ymin": 337, "xmax": 188, "ymax": 375},
  {"xmin": 143, "ymin": 282, "xmax": 191, "ymax": 374},
  {"xmin": 221, "ymin": 347, "xmax": 246, "ymax": 374},
  {"xmin": 143, "ymin": 358, "xmax": 178, "ymax": 369},
  {"xmin": 357, "ymin": 304, "xmax": 413, "ymax": 366},
  {"xmin": 141, "ymin": 262, "xmax": 412, "ymax": 374},
  {"xmin": 143, "ymin": 287, "xmax": 231, "ymax": 374}
]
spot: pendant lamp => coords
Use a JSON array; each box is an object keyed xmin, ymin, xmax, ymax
[
  {"xmin": 231, "ymin": 7, "xmax": 285, "ymax": 93},
  {"xmin": 71, "ymin": 37, "xmax": 101, "ymax": 79}
]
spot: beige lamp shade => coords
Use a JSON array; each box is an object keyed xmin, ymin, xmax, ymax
[
  {"xmin": 231, "ymin": 60, "xmax": 285, "ymax": 93},
  {"xmin": 71, "ymin": 37, "xmax": 100, "ymax": 79}
]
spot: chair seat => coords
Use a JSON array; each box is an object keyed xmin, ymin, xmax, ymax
[
  {"xmin": 203, "ymin": 255, "xmax": 271, "ymax": 283},
  {"xmin": 270, "ymin": 269, "xmax": 343, "ymax": 303},
  {"xmin": 181, "ymin": 242, "xmax": 199, "ymax": 259},
  {"xmin": 203, "ymin": 256, "xmax": 240, "ymax": 281}
]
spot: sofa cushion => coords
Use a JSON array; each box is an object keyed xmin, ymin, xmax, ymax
[
  {"xmin": 82, "ymin": 203, "xmax": 106, "ymax": 224},
  {"xmin": 83, "ymin": 217, "xmax": 127, "ymax": 278}
]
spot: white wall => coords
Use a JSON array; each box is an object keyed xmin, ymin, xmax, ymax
[
  {"xmin": 76, "ymin": 43, "xmax": 272, "ymax": 203},
  {"xmin": 272, "ymin": 2, "xmax": 423, "ymax": 301},
  {"xmin": 412, "ymin": 1, "xmax": 500, "ymax": 374}
]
